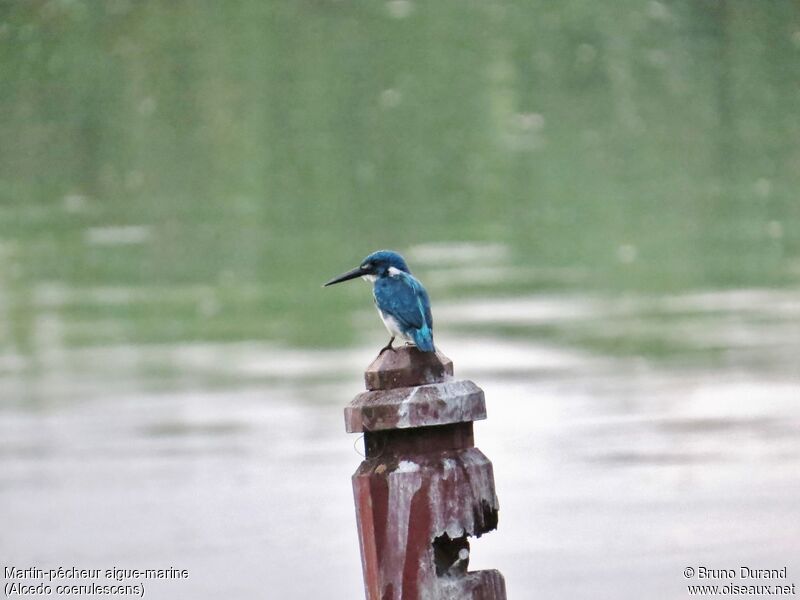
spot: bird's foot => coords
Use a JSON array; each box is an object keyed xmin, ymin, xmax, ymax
[{"xmin": 378, "ymin": 337, "xmax": 396, "ymax": 356}]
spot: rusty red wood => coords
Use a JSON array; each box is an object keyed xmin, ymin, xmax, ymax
[
  {"xmin": 346, "ymin": 347, "xmax": 507, "ymax": 600},
  {"xmin": 363, "ymin": 348, "xmax": 454, "ymax": 391}
]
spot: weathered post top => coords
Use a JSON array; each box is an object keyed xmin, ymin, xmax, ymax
[
  {"xmin": 345, "ymin": 346, "xmax": 506, "ymax": 600},
  {"xmin": 364, "ymin": 347, "xmax": 453, "ymax": 390},
  {"xmin": 345, "ymin": 347, "xmax": 486, "ymax": 433}
]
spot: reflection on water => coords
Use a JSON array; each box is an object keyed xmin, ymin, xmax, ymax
[{"xmin": 1, "ymin": 0, "xmax": 800, "ymax": 598}]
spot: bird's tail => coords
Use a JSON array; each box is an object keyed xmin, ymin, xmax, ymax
[{"xmin": 413, "ymin": 326, "xmax": 435, "ymax": 352}]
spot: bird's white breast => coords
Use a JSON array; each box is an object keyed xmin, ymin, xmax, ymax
[{"xmin": 378, "ymin": 309, "xmax": 410, "ymax": 341}]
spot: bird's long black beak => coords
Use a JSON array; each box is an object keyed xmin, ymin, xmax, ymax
[{"xmin": 323, "ymin": 266, "xmax": 364, "ymax": 287}]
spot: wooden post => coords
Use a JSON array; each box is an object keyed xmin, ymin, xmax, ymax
[{"xmin": 345, "ymin": 347, "xmax": 507, "ymax": 600}]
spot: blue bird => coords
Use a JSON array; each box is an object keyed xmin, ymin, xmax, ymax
[{"xmin": 324, "ymin": 250, "xmax": 435, "ymax": 354}]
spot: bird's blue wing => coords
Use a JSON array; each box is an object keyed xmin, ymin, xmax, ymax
[
  {"xmin": 373, "ymin": 272, "xmax": 432, "ymax": 332},
  {"xmin": 417, "ymin": 281, "xmax": 433, "ymax": 330}
]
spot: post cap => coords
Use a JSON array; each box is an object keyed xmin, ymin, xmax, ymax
[
  {"xmin": 365, "ymin": 346, "xmax": 453, "ymax": 391},
  {"xmin": 345, "ymin": 379, "xmax": 486, "ymax": 433}
]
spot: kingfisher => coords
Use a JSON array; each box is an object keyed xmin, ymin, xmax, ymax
[{"xmin": 324, "ymin": 250, "xmax": 435, "ymax": 354}]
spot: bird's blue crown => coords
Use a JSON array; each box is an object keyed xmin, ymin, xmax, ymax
[{"xmin": 360, "ymin": 250, "xmax": 411, "ymax": 277}]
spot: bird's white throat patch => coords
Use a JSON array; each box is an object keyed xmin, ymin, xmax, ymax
[{"xmin": 361, "ymin": 274, "xmax": 377, "ymax": 282}]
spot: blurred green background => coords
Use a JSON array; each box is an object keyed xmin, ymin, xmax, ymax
[
  {"xmin": 1, "ymin": 2, "xmax": 799, "ymax": 598},
  {"xmin": 2, "ymin": 0, "xmax": 797, "ymax": 355}
]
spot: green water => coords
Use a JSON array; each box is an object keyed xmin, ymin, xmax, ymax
[{"xmin": 1, "ymin": 0, "xmax": 798, "ymax": 356}]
